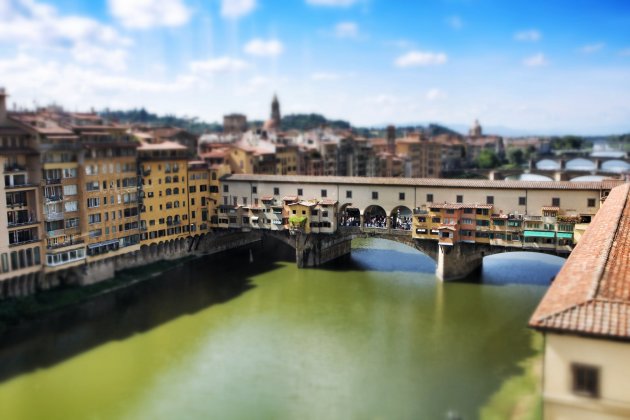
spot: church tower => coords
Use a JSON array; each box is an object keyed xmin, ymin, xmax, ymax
[{"xmin": 271, "ymin": 94, "xmax": 281, "ymax": 129}]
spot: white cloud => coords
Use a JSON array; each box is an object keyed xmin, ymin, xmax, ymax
[
  {"xmin": 108, "ymin": 0, "xmax": 190, "ymax": 29},
  {"xmin": 515, "ymin": 29, "xmax": 541, "ymax": 42},
  {"xmin": 306, "ymin": 0, "xmax": 357, "ymax": 6},
  {"xmin": 580, "ymin": 43, "xmax": 605, "ymax": 53},
  {"xmin": 311, "ymin": 72, "xmax": 340, "ymax": 81},
  {"xmin": 446, "ymin": 16, "xmax": 463, "ymax": 30},
  {"xmin": 0, "ymin": 0, "xmax": 130, "ymax": 48},
  {"xmin": 334, "ymin": 22, "xmax": 358, "ymax": 38},
  {"xmin": 190, "ymin": 57, "xmax": 249, "ymax": 73},
  {"xmin": 243, "ymin": 38, "xmax": 284, "ymax": 57},
  {"xmin": 523, "ymin": 53, "xmax": 547, "ymax": 67},
  {"xmin": 221, "ymin": 0, "xmax": 256, "ymax": 19},
  {"xmin": 395, "ymin": 51, "xmax": 447, "ymax": 68},
  {"xmin": 72, "ymin": 43, "xmax": 128, "ymax": 72},
  {"xmin": 426, "ymin": 88, "xmax": 447, "ymax": 101}
]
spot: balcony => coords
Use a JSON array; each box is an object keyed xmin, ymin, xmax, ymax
[
  {"xmin": 9, "ymin": 237, "xmax": 40, "ymax": 247},
  {"xmin": 47, "ymin": 239, "xmax": 85, "ymax": 250},
  {"xmin": 3, "ymin": 164, "xmax": 27, "ymax": 173},
  {"xmin": 44, "ymin": 178, "xmax": 62, "ymax": 185},
  {"xmin": 47, "ymin": 229, "xmax": 65, "ymax": 238},
  {"xmin": 44, "ymin": 212, "xmax": 64, "ymax": 222},
  {"xmin": 8, "ymin": 219, "xmax": 39, "ymax": 229},
  {"xmin": 413, "ymin": 208, "xmax": 429, "ymax": 215},
  {"xmin": 45, "ymin": 195, "xmax": 63, "ymax": 204},
  {"xmin": 523, "ymin": 215, "xmax": 542, "ymax": 221},
  {"xmin": 7, "ymin": 201, "xmax": 27, "ymax": 209}
]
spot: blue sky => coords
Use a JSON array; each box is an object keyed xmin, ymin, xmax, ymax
[{"xmin": 0, "ymin": 0, "xmax": 629, "ymax": 134}]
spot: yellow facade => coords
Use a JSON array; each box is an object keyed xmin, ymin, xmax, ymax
[
  {"xmin": 187, "ymin": 162, "xmax": 211, "ymax": 235},
  {"xmin": 138, "ymin": 142, "xmax": 189, "ymax": 245}
]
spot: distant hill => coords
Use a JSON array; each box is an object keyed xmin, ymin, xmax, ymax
[
  {"xmin": 99, "ymin": 108, "xmax": 221, "ymax": 134},
  {"xmin": 281, "ymin": 113, "xmax": 351, "ymax": 131}
]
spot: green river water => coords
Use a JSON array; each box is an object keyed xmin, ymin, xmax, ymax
[{"xmin": 0, "ymin": 238, "xmax": 563, "ymax": 420}]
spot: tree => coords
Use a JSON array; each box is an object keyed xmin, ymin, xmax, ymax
[
  {"xmin": 507, "ymin": 148, "xmax": 525, "ymax": 165},
  {"xmin": 475, "ymin": 149, "xmax": 500, "ymax": 169}
]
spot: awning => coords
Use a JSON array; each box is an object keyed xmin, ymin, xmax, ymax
[
  {"xmin": 251, "ymin": 216, "xmax": 259, "ymax": 221},
  {"xmin": 557, "ymin": 232, "xmax": 573, "ymax": 239},
  {"xmin": 524, "ymin": 230, "xmax": 555, "ymax": 238}
]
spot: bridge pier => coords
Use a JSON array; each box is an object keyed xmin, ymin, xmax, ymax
[
  {"xmin": 295, "ymin": 231, "xmax": 352, "ymax": 268},
  {"xmin": 436, "ymin": 242, "xmax": 487, "ymax": 282}
]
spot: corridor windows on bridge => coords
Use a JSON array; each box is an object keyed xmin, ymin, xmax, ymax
[
  {"xmin": 399, "ymin": 192, "xmax": 405, "ymax": 200},
  {"xmin": 426, "ymin": 193, "xmax": 433, "ymax": 203},
  {"xmin": 552, "ymin": 197, "xmax": 560, "ymax": 207},
  {"xmin": 321, "ymin": 189, "xmax": 327, "ymax": 197},
  {"xmin": 587, "ymin": 198, "xmax": 596, "ymax": 207},
  {"xmin": 297, "ymin": 188, "xmax": 303, "ymax": 196},
  {"xmin": 223, "ymin": 185, "xmax": 229, "ymax": 193},
  {"xmin": 486, "ymin": 196, "xmax": 494, "ymax": 205},
  {"xmin": 456, "ymin": 195, "xmax": 463, "ymax": 203},
  {"xmin": 252, "ymin": 186, "xmax": 257, "ymax": 194},
  {"xmin": 274, "ymin": 187, "xmax": 279, "ymax": 195},
  {"xmin": 519, "ymin": 196, "xmax": 527, "ymax": 206},
  {"xmin": 571, "ymin": 364, "xmax": 599, "ymax": 398},
  {"xmin": 346, "ymin": 190, "xmax": 352, "ymax": 199},
  {"xmin": 372, "ymin": 191, "xmax": 379, "ymax": 200}
]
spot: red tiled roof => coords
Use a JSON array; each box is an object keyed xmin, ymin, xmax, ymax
[
  {"xmin": 282, "ymin": 195, "xmax": 298, "ymax": 201},
  {"xmin": 529, "ymin": 183, "xmax": 630, "ymax": 339},
  {"xmin": 320, "ymin": 199, "xmax": 338, "ymax": 206},
  {"xmin": 260, "ymin": 196, "xmax": 273, "ymax": 201}
]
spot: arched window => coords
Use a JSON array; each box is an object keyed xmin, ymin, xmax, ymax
[
  {"xmin": 165, "ymin": 176, "xmax": 172, "ymax": 183},
  {"xmin": 173, "ymin": 187, "xmax": 179, "ymax": 195}
]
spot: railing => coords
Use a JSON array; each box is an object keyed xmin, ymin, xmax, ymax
[
  {"xmin": 9, "ymin": 237, "xmax": 40, "ymax": 247},
  {"xmin": 47, "ymin": 229, "xmax": 65, "ymax": 237},
  {"xmin": 413, "ymin": 209, "xmax": 429, "ymax": 215},
  {"xmin": 45, "ymin": 195, "xmax": 63, "ymax": 203},
  {"xmin": 3, "ymin": 164, "xmax": 27, "ymax": 172},
  {"xmin": 8, "ymin": 220, "xmax": 38, "ymax": 228},
  {"xmin": 44, "ymin": 212, "xmax": 64, "ymax": 221},
  {"xmin": 47, "ymin": 239, "xmax": 85, "ymax": 250},
  {"xmin": 44, "ymin": 178, "xmax": 62, "ymax": 185},
  {"xmin": 7, "ymin": 202, "xmax": 27, "ymax": 208},
  {"xmin": 523, "ymin": 215, "xmax": 542, "ymax": 221}
]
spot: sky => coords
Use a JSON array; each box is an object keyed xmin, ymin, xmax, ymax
[{"xmin": 0, "ymin": 0, "xmax": 629, "ymax": 135}]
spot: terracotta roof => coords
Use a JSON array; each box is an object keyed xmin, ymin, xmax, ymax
[
  {"xmin": 260, "ymin": 196, "xmax": 273, "ymax": 201},
  {"xmin": 319, "ymin": 199, "xmax": 338, "ymax": 206},
  {"xmin": 529, "ymin": 183, "xmax": 630, "ymax": 339},
  {"xmin": 225, "ymin": 174, "xmax": 624, "ymax": 191},
  {"xmin": 282, "ymin": 195, "xmax": 298, "ymax": 201},
  {"xmin": 137, "ymin": 140, "xmax": 187, "ymax": 151}
]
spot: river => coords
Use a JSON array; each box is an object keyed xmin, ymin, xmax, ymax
[{"xmin": 0, "ymin": 238, "xmax": 563, "ymax": 420}]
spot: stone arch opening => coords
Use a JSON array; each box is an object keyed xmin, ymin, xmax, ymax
[
  {"xmin": 339, "ymin": 203, "xmax": 360, "ymax": 227},
  {"xmin": 390, "ymin": 206, "xmax": 412, "ymax": 230},
  {"xmin": 363, "ymin": 205, "xmax": 387, "ymax": 228}
]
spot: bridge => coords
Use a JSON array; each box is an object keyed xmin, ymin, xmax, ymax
[
  {"xmin": 218, "ymin": 175, "xmax": 625, "ymax": 281},
  {"xmin": 488, "ymin": 157, "xmax": 629, "ymax": 182}
]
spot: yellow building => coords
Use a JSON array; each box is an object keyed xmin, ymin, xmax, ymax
[
  {"xmin": 137, "ymin": 140, "xmax": 189, "ymax": 245},
  {"xmin": 187, "ymin": 161, "xmax": 211, "ymax": 235},
  {"xmin": 275, "ymin": 144, "xmax": 299, "ymax": 175}
]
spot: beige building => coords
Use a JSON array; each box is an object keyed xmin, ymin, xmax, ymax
[{"xmin": 529, "ymin": 182, "xmax": 630, "ymax": 420}]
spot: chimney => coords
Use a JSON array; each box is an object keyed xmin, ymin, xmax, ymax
[
  {"xmin": 386, "ymin": 125, "xmax": 396, "ymax": 155},
  {"xmin": 0, "ymin": 87, "xmax": 7, "ymax": 124}
]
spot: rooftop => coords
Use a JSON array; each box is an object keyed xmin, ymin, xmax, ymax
[
  {"xmin": 529, "ymin": 183, "xmax": 630, "ymax": 340},
  {"xmin": 225, "ymin": 174, "xmax": 624, "ymax": 191}
]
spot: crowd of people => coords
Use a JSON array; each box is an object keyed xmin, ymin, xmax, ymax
[{"xmin": 339, "ymin": 213, "xmax": 413, "ymax": 230}]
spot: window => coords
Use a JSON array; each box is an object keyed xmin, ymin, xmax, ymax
[
  {"xmin": 372, "ymin": 191, "xmax": 378, "ymax": 200},
  {"xmin": 456, "ymin": 195, "xmax": 463, "ymax": 203},
  {"xmin": 252, "ymin": 186, "xmax": 257, "ymax": 194},
  {"xmin": 587, "ymin": 198, "xmax": 596, "ymax": 207},
  {"xmin": 63, "ymin": 184, "xmax": 77, "ymax": 196},
  {"xmin": 552, "ymin": 197, "xmax": 560, "ymax": 207},
  {"xmin": 223, "ymin": 184, "xmax": 229, "ymax": 193},
  {"xmin": 87, "ymin": 197, "xmax": 100, "ymax": 208},
  {"xmin": 486, "ymin": 196, "xmax": 494, "ymax": 205},
  {"xmin": 298, "ymin": 188, "xmax": 303, "ymax": 196},
  {"xmin": 86, "ymin": 181, "xmax": 99, "ymax": 191},
  {"xmin": 321, "ymin": 189, "xmax": 327, "ymax": 198},
  {"xmin": 346, "ymin": 190, "xmax": 352, "ymax": 199},
  {"xmin": 572, "ymin": 364, "xmax": 599, "ymax": 398},
  {"xmin": 399, "ymin": 192, "xmax": 405, "ymax": 200},
  {"xmin": 519, "ymin": 196, "xmax": 527, "ymax": 206},
  {"xmin": 64, "ymin": 201, "xmax": 78, "ymax": 212},
  {"xmin": 274, "ymin": 187, "xmax": 279, "ymax": 195},
  {"xmin": 427, "ymin": 193, "xmax": 433, "ymax": 202}
]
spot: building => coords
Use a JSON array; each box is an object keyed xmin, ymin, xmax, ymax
[
  {"xmin": 223, "ymin": 114, "xmax": 247, "ymax": 134},
  {"xmin": 263, "ymin": 94, "xmax": 281, "ymax": 132},
  {"xmin": 137, "ymin": 140, "xmax": 190, "ymax": 245},
  {"xmin": 529, "ymin": 182, "xmax": 630, "ymax": 419}
]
